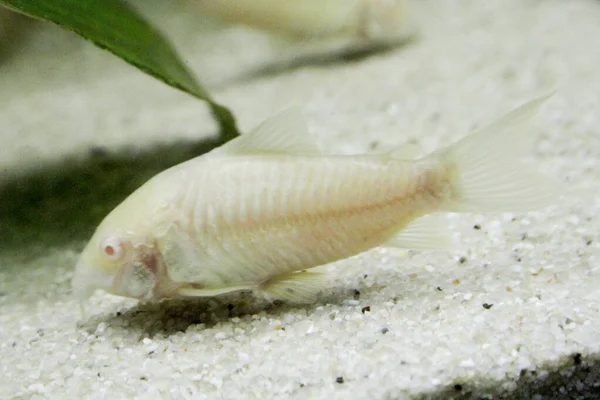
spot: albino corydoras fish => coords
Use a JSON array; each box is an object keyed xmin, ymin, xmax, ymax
[
  {"xmin": 195, "ymin": 0, "xmax": 410, "ymax": 41},
  {"xmin": 73, "ymin": 95, "xmax": 558, "ymax": 307}
]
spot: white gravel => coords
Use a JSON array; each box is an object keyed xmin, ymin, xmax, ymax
[{"xmin": 1, "ymin": 1, "xmax": 599, "ymax": 399}]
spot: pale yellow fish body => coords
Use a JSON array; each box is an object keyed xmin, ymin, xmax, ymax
[
  {"xmin": 195, "ymin": 0, "xmax": 409, "ymax": 41},
  {"xmin": 72, "ymin": 95, "xmax": 558, "ymax": 306}
]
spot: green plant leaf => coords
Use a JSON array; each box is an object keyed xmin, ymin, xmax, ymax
[{"xmin": 0, "ymin": 0, "xmax": 240, "ymax": 143}]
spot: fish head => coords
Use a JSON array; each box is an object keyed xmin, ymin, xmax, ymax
[
  {"xmin": 71, "ymin": 170, "xmax": 184, "ymax": 305},
  {"xmin": 72, "ymin": 227, "xmax": 166, "ymax": 302},
  {"xmin": 361, "ymin": 0, "xmax": 412, "ymax": 40},
  {"xmin": 70, "ymin": 182, "xmax": 178, "ymax": 303}
]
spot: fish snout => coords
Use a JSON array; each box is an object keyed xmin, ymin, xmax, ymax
[{"xmin": 72, "ymin": 260, "xmax": 115, "ymax": 301}]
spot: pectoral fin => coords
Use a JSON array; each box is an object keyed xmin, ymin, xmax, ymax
[
  {"xmin": 177, "ymin": 284, "xmax": 254, "ymax": 298},
  {"xmin": 176, "ymin": 269, "xmax": 329, "ymax": 303},
  {"xmin": 259, "ymin": 270, "xmax": 329, "ymax": 304}
]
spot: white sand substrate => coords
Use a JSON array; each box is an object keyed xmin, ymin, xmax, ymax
[{"xmin": 1, "ymin": 1, "xmax": 599, "ymax": 399}]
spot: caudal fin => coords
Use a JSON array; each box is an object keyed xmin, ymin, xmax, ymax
[{"xmin": 434, "ymin": 94, "xmax": 560, "ymax": 213}]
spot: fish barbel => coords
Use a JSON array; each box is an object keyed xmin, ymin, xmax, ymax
[{"xmin": 72, "ymin": 95, "xmax": 558, "ymax": 306}]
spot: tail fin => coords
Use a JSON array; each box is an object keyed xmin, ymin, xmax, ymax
[{"xmin": 433, "ymin": 94, "xmax": 560, "ymax": 213}]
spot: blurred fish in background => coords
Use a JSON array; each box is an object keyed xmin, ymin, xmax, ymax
[
  {"xmin": 191, "ymin": 0, "xmax": 416, "ymax": 79},
  {"xmin": 194, "ymin": 0, "xmax": 413, "ymax": 42},
  {"xmin": 0, "ymin": 1, "xmax": 416, "ymax": 82}
]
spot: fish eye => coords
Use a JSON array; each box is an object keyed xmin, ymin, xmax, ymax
[{"xmin": 100, "ymin": 236, "xmax": 123, "ymax": 261}]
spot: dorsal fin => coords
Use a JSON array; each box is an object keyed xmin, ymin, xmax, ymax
[
  {"xmin": 384, "ymin": 141, "xmax": 424, "ymax": 160},
  {"xmin": 213, "ymin": 108, "xmax": 322, "ymax": 156}
]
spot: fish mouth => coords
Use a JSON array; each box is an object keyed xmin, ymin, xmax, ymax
[{"xmin": 72, "ymin": 260, "xmax": 115, "ymax": 301}]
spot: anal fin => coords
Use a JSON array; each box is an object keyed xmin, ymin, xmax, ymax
[
  {"xmin": 384, "ymin": 214, "xmax": 452, "ymax": 250},
  {"xmin": 259, "ymin": 271, "xmax": 329, "ymax": 304}
]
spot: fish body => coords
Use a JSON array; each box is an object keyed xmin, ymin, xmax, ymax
[
  {"xmin": 73, "ymin": 96, "xmax": 558, "ymax": 305},
  {"xmin": 195, "ymin": 0, "xmax": 410, "ymax": 41}
]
